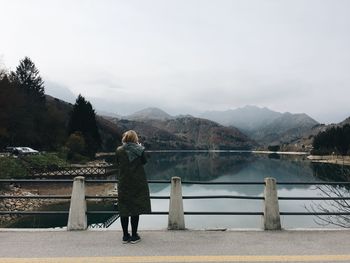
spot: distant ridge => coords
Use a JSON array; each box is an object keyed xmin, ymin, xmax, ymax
[
  {"xmin": 201, "ymin": 105, "xmax": 281, "ymax": 130},
  {"xmin": 124, "ymin": 107, "xmax": 173, "ymax": 121},
  {"xmin": 105, "ymin": 115, "xmax": 256, "ymax": 150},
  {"xmin": 339, "ymin": 116, "xmax": 350, "ymax": 126},
  {"xmin": 100, "ymin": 105, "xmax": 325, "ymax": 149},
  {"xmin": 200, "ymin": 105, "xmax": 319, "ymax": 145},
  {"xmin": 285, "ymin": 114, "xmax": 350, "ymax": 151},
  {"xmin": 251, "ymin": 112, "xmax": 319, "ymax": 145}
]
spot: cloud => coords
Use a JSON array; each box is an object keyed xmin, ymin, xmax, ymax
[
  {"xmin": 45, "ymin": 81, "xmax": 77, "ymax": 104},
  {"xmin": 1, "ymin": 0, "xmax": 350, "ymax": 123}
]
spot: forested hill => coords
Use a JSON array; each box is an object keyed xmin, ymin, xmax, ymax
[
  {"xmin": 0, "ymin": 58, "xmax": 121, "ymax": 152},
  {"xmin": 45, "ymin": 95, "xmax": 122, "ymax": 152},
  {"xmin": 105, "ymin": 116, "xmax": 257, "ymax": 150},
  {"xmin": 201, "ymin": 105, "xmax": 319, "ymax": 146}
]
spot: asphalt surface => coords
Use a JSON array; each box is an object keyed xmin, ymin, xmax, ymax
[{"xmin": 0, "ymin": 229, "xmax": 349, "ymax": 262}]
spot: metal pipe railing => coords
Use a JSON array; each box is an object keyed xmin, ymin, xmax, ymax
[
  {"xmin": 1, "ymin": 177, "xmax": 350, "ymax": 230},
  {"xmin": 0, "ymin": 211, "xmax": 69, "ymax": 215},
  {"xmin": 278, "ymin": 197, "xmax": 350, "ymax": 200},
  {"xmin": 0, "ymin": 195, "xmax": 71, "ymax": 199},
  {"xmin": 2, "ymin": 195, "xmax": 349, "ymax": 201},
  {"xmin": 280, "ymin": 212, "xmax": 350, "ymax": 216},
  {"xmin": 2, "ymin": 178, "xmax": 350, "ymax": 185}
]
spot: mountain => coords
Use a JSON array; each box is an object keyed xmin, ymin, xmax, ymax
[
  {"xmin": 148, "ymin": 117, "xmax": 256, "ymax": 150},
  {"xmin": 45, "ymin": 81, "xmax": 76, "ymax": 104},
  {"xmin": 283, "ymin": 115, "xmax": 350, "ymax": 151},
  {"xmin": 105, "ymin": 116, "xmax": 256, "ymax": 150},
  {"xmin": 251, "ymin": 112, "xmax": 319, "ymax": 145},
  {"xmin": 45, "ymin": 95, "xmax": 122, "ymax": 152},
  {"xmin": 339, "ymin": 117, "xmax": 350, "ymax": 126},
  {"xmin": 97, "ymin": 110, "xmax": 122, "ymax": 119},
  {"xmin": 105, "ymin": 118, "xmax": 191, "ymax": 149},
  {"xmin": 124, "ymin": 107, "xmax": 173, "ymax": 121},
  {"xmin": 201, "ymin": 105, "xmax": 281, "ymax": 131},
  {"xmin": 200, "ymin": 106, "xmax": 319, "ymax": 146}
]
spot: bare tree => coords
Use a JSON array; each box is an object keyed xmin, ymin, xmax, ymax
[
  {"xmin": 307, "ymin": 184, "xmax": 350, "ymax": 228},
  {"xmin": 307, "ymin": 163, "xmax": 350, "ymax": 228}
]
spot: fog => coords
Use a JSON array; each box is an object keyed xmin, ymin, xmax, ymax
[{"xmin": 1, "ymin": 0, "xmax": 350, "ymax": 123}]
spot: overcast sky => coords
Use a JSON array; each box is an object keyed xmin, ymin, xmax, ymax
[{"xmin": 1, "ymin": 0, "xmax": 350, "ymax": 123}]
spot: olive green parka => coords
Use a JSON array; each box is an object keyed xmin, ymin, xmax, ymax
[{"xmin": 115, "ymin": 143, "xmax": 151, "ymax": 216}]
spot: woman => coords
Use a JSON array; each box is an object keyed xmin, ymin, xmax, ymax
[{"xmin": 115, "ymin": 130, "xmax": 151, "ymax": 244}]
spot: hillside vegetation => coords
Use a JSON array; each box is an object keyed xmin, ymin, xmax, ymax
[
  {"xmin": 0, "ymin": 57, "xmax": 121, "ymax": 157},
  {"xmin": 106, "ymin": 116, "xmax": 257, "ymax": 150}
]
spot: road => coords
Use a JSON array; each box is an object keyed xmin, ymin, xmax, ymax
[{"xmin": 0, "ymin": 229, "xmax": 349, "ymax": 262}]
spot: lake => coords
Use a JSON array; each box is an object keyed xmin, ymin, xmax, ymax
[
  {"xmin": 5, "ymin": 151, "xmax": 350, "ymax": 229},
  {"xmin": 110, "ymin": 151, "xmax": 350, "ymax": 230}
]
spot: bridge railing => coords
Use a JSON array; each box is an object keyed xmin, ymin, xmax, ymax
[{"xmin": 0, "ymin": 177, "xmax": 350, "ymax": 230}]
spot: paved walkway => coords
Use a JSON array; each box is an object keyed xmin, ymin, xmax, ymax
[{"xmin": 0, "ymin": 229, "xmax": 350, "ymax": 262}]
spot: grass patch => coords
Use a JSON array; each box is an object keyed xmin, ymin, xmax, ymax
[
  {"xmin": 0, "ymin": 157, "xmax": 27, "ymax": 178},
  {"xmin": 0, "ymin": 153, "xmax": 68, "ymax": 178},
  {"xmin": 23, "ymin": 153, "xmax": 68, "ymax": 169}
]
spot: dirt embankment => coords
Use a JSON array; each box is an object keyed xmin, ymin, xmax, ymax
[
  {"xmin": 307, "ymin": 155, "xmax": 350, "ymax": 166},
  {"xmin": 0, "ymin": 185, "xmax": 56, "ymax": 226},
  {"xmin": 0, "ymin": 182, "xmax": 117, "ymax": 227}
]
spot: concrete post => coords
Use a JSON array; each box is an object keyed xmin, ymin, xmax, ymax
[
  {"xmin": 263, "ymin": 177, "xmax": 281, "ymax": 230},
  {"xmin": 168, "ymin": 177, "xmax": 185, "ymax": 230},
  {"xmin": 67, "ymin": 176, "xmax": 87, "ymax": 230}
]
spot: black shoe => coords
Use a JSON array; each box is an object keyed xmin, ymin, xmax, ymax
[
  {"xmin": 122, "ymin": 234, "xmax": 131, "ymax": 244},
  {"xmin": 130, "ymin": 234, "xmax": 141, "ymax": 244}
]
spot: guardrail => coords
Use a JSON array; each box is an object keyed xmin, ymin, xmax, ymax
[
  {"xmin": 27, "ymin": 166, "xmax": 118, "ymax": 177},
  {"xmin": 1, "ymin": 177, "xmax": 350, "ymax": 230}
]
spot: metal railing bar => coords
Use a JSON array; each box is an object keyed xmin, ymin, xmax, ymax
[
  {"xmin": 0, "ymin": 195, "xmax": 71, "ymax": 199},
  {"xmin": 277, "ymin": 182, "xmax": 350, "ymax": 185},
  {"xmin": 87, "ymin": 180, "xmax": 266, "ymax": 185},
  {"xmin": 279, "ymin": 197, "xmax": 350, "ymax": 200},
  {"xmin": 85, "ymin": 196, "xmax": 117, "ymax": 199},
  {"xmin": 86, "ymin": 211, "xmax": 168, "ymax": 215},
  {"xmin": 147, "ymin": 180, "xmax": 171, "ymax": 183},
  {"xmin": 86, "ymin": 180, "xmax": 171, "ymax": 184},
  {"xmin": 4, "ymin": 211, "xmax": 349, "ymax": 216},
  {"xmin": 0, "ymin": 195, "xmax": 265, "ymax": 200},
  {"xmin": 1, "ymin": 179, "xmax": 350, "ymax": 186},
  {"xmin": 181, "ymin": 181, "xmax": 265, "ymax": 185},
  {"xmin": 0, "ymin": 179, "xmax": 74, "ymax": 183},
  {"xmin": 280, "ymin": 212, "xmax": 350, "ymax": 216},
  {"xmin": 150, "ymin": 196, "xmax": 170, "ymax": 199},
  {"xmin": 2, "ymin": 195, "xmax": 348, "ymax": 201},
  {"xmin": 86, "ymin": 211, "xmax": 264, "ymax": 215},
  {"xmin": 85, "ymin": 180, "xmax": 118, "ymax": 183},
  {"xmin": 0, "ymin": 179, "xmax": 266, "ymax": 184},
  {"xmin": 86, "ymin": 211, "xmax": 119, "ymax": 214},
  {"xmin": 184, "ymin": 212, "xmax": 264, "ymax": 215},
  {"xmin": 0, "ymin": 211, "xmax": 69, "ymax": 215},
  {"xmin": 137, "ymin": 195, "xmax": 264, "ymax": 200},
  {"xmin": 182, "ymin": 195, "xmax": 264, "ymax": 200}
]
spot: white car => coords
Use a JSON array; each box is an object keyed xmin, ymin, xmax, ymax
[{"xmin": 12, "ymin": 147, "xmax": 39, "ymax": 155}]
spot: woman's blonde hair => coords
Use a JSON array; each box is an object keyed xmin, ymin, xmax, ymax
[{"xmin": 122, "ymin": 130, "xmax": 139, "ymax": 144}]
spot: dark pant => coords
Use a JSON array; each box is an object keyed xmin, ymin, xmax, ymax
[{"xmin": 120, "ymin": 215, "xmax": 139, "ymax": 237}]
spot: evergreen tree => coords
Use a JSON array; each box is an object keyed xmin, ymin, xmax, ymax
[
  {"xmin": 10, "ymin": 57, "xmax": 45, "ymax": 100},
  {"xmin": 9, "ymin": 57, "xmax": 47, "ymax": 148},
  {"xmin": 68, "ymin": 95, "xmax": 101, "ymax": 158},
  {"xmin": 0, "ymin": 69, "xmax": 30, "ymax": 148},
  {"xmin": 313, "ymin": 124, "xmax": 350, "ymax": 155}
]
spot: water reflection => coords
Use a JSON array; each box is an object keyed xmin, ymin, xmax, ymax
[
  {"xmin": 110, "ymin": 152, "xmax": 349, "ymax": 230},
  {"xmin": 7, "ymin": 152, "xmax": 349, "ymax": 229},
  {"xmin": 6, "ymin": 201, "xmax": 116, "ymax": 228},
  {"xmin": 145, "ymin": 152, "xmax": 315, "ymax": 195}
]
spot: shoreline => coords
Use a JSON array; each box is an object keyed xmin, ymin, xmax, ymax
[
  {"xmin": 0, "ymin": 182, "xmax": 117, "ymax": 227},
  {"xmin": 145, "ymin": 149, "xmax": 309, "ymax": 155},
  {"xmin": 307, "ymin": 155, "xmax": 350, "ymax": 166}
]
